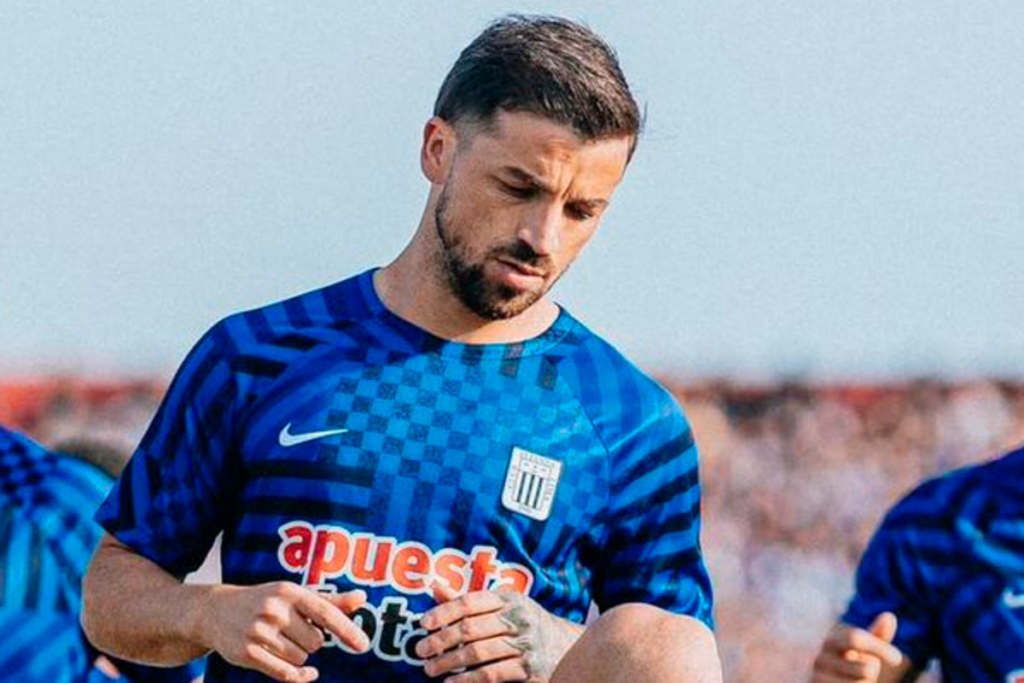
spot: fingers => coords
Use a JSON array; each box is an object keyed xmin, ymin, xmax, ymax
[
  {"xmin": 244, "ymin": 642, "xmax": 320, "ymax": 682},
  {"xmin": 323, "ymin": 589, "xmax": 368, "ymax": 614},
  {"xmin": 423, "ymin": 638, "xmax": 522, "ymax": 678},
  {"xmin": 868, "ymin": 612, "xmax": 897, "ymax": 643},
  {"xmin": 442, "ymin": 657, "xmax": 529, "ymax": 683},
  {"xmin": 253, "ymin": 623, "xmax": 316, "ymax": 668},
  {"xmin": 812, "ymin": 648, "xmax": 882, "ymax": 681},
  {"xmin": 296, "ymin": 592, "xmax": 371, "ymax": 653},
  {"xmin": 278, "ymin": 616, "xmax": 327, "ymax": 655},
  {"xmin": 823, "ymin": 623, "xmax": 903, "ymax": 668},
  {"xmin": 416, "ymin": 612, "xmax": 515, "ymax": 659},
  {"xmin": 431, "ymin": 580, "xmax": 460, "ymax": 604},
  {"xmin": 422, "ymin": 591, "xmax": 506, "ymax": 631}
]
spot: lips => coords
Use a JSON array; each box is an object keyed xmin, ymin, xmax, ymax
[{"xmin": 496, "ymin": 257, "xmax": 546, "ymax": 279}]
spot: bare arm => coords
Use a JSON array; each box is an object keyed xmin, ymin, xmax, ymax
[
  {"xmin": 82, "ymin": 534, "xmax": 214, "ymax": 664},
  {"xmin": 82, "ymin": 533, "xmax": 371, "ymax": 682}
]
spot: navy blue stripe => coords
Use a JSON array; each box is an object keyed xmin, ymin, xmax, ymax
[
  {"xmin": 616, "ymin": 463, "xmax": 699, "ymax": 522},
  {"xmin": 620, "ymin": 430, "xmax": 695, "ymax": 484},
  {"xmin": 232, "ymin": 355, "xmax": 287, "ymax": 378},
  {"xmin": 654, "ymin": 499, "xmax": 702, "ymax": 537},
  {"xmin": 276, "ymin": 333, "xmax": 322, "ymax": 351},
  {"xmin": 245, "ymin": 496, "xmax": 367, "ymax": 525}
]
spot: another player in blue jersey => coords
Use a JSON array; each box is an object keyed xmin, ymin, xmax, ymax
[
  {"xmin": 810, "ymin": 445, "xmax": 1024, "ymax": 682},
  {"xmin": 83, "ymin": 14, "xmax": 721, "ymax": 683},
  {"xmin": 0, "ymin": 425, "xmax": 202, "ymax": 682}
]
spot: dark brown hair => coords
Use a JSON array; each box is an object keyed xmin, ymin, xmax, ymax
[{"xmin": 434, "ymin": 15, "xmax": 642, "ymax": 152}]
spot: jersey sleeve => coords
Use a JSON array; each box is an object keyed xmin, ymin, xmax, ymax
[
  {"xmin": 592, "ymin": 392, "xmax": 714, "ymax": 628},
  {"xmin": 95, "ymin": 322, "xmax": 241, "ymax": 577},
  {"xmin": 841, "ymin": 486, "xmax": 941, "ymax": 668}
]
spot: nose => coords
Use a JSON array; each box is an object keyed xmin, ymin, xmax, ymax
[{"xmin": 517, "ymin": 202, "xmax": 563, "ymax": 256}]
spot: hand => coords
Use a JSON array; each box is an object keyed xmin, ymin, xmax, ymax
[
  {"xmin": 811, "ymin": 613, "xmax": 906, "ymax": 683},
  {"xmin": 198, "ymin": 582, "xmax": 369, "ymax": 682},
  {"xmin": 416, "ymin": 582, "xmax": 584, "ymax": 682}
]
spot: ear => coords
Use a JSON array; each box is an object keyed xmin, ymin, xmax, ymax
[{"xmin": 421, "ymin": 116, "xmax": 457, "ymax": 185}]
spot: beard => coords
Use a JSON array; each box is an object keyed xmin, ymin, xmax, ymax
[{"xmin": 433, "ymin": 185, "xmax": 554, "ymax": 320}]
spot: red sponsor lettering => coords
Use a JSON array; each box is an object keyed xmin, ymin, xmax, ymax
[
  {"xmin": 276, "ymin": 521, "xmax": 534, "ymax": 597},
  {"xmin": 392, "ymin": 544, "xmax": 431, "ymax": 591},
  {"xmin": 434, "ymin": 552, "xmax": 468, "ymax": 593},
  {"xmin": 352, "ymin": 534, "xmax": 392, "ymax": 584},
  {"xmin": 469, "ymin": 548, "xmax": 499, "ymax": 591},
  {"xmin": 279, "ymin": 522, "xmax": 314, "ymax": 571}
]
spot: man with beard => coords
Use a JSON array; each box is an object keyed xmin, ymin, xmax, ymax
[{"xmin": 83, "ymin": 15, "xmax": 721, "ymax": 683}]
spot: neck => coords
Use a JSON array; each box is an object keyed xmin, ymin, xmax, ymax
[{"xmin": 374, "ymin": 223, "xmax": 559, "ymax": 345}]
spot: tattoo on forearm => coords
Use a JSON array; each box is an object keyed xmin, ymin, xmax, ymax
[{"xmin": 497, "ymin": 594, "xmax": 582, "ymax": 681}]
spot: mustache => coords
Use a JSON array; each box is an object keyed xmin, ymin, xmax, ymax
[{"xmin": 489, "ymin": 241, "xmax": 552, "ymax": 273}]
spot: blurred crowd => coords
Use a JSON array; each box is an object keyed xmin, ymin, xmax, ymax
[
  {"xmin": 673, "ymin": 378, "xmax": 1024, "ymax": 682},
  {"xmin": 3, "ymin": 375, "xmax": 1023, "ymax": 682}
]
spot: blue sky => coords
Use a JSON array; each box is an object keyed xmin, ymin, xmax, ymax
[{"xmin": 2, "ymin": 1, "xmax": 1022, "ymax": 378}]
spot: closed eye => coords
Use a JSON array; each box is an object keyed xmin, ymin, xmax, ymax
[
  {"xmin": 566, "ymin": 203, "xmax": 596, "ymax": 221},
  {"xmin": 500, "ymin": 183, "xmax": 537, "ymax": 200}
]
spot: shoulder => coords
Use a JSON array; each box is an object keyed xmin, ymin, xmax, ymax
[
  {"xmin": 0, "ymin": 426, "xmax": 108, "ymax": 532},
  {"xmin": 0, "ymin": 425, "xmax": 48, "ymax": 460},
  {"xmin": 883, "ymin": 449, "xmax": 1018, "ymax": 531},
  {"xmin": 177, "ymin": 270, "xmax": 381, "ymax": 387},
  {"xmin": 550, "ymin": 316, "xmax": 691, "ymax": 455},
  {"xmin": 211, "ymin": 269, "xmax": 378, "ymax": 356}
]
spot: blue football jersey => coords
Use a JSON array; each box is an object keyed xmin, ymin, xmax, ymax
[
  {"xmin": 0, "ymin": 426, "xmax": 109, "ymax": 682},
  {"xmin": 843, "ymin": 446, "xmax": 1024, "ymax": 682},
  {"xmin": 97, "ymin": 268, "xmax": 713, "ymax": 682},
  {"xmin": 0, "ymin": 426, "xmax": 203, "ymax": 683}
]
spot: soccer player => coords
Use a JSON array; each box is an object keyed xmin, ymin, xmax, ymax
[
  {"xmin": 83, "ymin": 15, "xmax": 721, "ymax": 683},
  {"xmin": 810, "ymin": 445, "xmax": 1024, "ymax": 682},
  {"xmin": 0, "ymin": 424, "xmax": 202, "ymax": 682}
]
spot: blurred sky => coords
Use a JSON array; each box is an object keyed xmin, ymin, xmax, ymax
[{"xmin": 2, "ymin": 1, "xmax": 1022, "ymax": 379}]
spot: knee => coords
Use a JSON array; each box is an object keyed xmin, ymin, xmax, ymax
[{"xmin": 585, "ymin": 604, "xmax": 721, "ymax": 683}]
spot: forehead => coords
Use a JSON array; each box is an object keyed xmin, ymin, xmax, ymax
[{"xmin": 459, "ymin": 111, "xmax": 632, "ymax": 195}]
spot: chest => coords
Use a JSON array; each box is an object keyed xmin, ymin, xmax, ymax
[{"xmin": 223, "ymin": 353, "xmax": 610, "ymax": 586}]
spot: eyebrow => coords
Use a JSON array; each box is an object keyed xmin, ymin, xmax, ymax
[{"xmin": 499, "ymin": 166, "xmax": 609, "ymax": 209}]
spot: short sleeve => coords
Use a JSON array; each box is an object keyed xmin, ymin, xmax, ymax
[
  {"xmin": 592, "ymin": 395, "xmax": 714, "ymax": 628},
  {"xmin": 95, "ymin": 323, "xmax": 240, "ymax": 577},
  {"xmin": 842, "ymin": 491, "xmax": 940, "ymax": 667}
]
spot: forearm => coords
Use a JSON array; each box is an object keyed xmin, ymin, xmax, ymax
[{"xmin": 82, "ymin": 534, "xmax": 216, "ymax": 665}]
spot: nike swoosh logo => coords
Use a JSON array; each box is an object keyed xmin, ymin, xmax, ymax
[
  {"xmin": 278, "ymin": 422, "xmax": 349, "ymax": 447},
  {"xmin": 1003, "ymin": 588, "xmax": 1024, "ymax": 609}
]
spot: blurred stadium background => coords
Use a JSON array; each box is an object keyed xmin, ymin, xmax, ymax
[
  {"xmin": 3, "ymin": 374, "xmax": 1021, "ymax": 680},
  {"xmin": 4, "ymin": 2, "xmax": 1024, "ymax": 681}
]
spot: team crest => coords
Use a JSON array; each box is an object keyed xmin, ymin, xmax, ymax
[{"xmin": 502, "ymin": 447, "xmax": 562, "ymax": 521}]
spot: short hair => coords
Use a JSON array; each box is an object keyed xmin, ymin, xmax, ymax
[{"xmin": 434, "ymin": 15, "xmax": 642, "ymax": 153}]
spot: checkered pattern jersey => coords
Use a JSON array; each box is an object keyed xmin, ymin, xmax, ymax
[
  {"xmin": 0, "ymin": 427, "xmax": 205, "ymax": 683},
  {"xmin": 97, "ymin": 268, "xmax": 713, "ymax": 682},
  {"xmin": 0, "ymin": 426, "xmax": 111, "ymax": 681},
  {"xmin": 843, "ymin": 446, "xmax": 1024, "ymax": 682}
]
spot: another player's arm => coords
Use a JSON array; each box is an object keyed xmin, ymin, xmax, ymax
[
  {"xmin": 811, "ymin": 613, "xmax": 919, "ymax": 683},
  {"xmin": 83, "ymin": 533, "xmax": 370, "ymax": 682}
]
